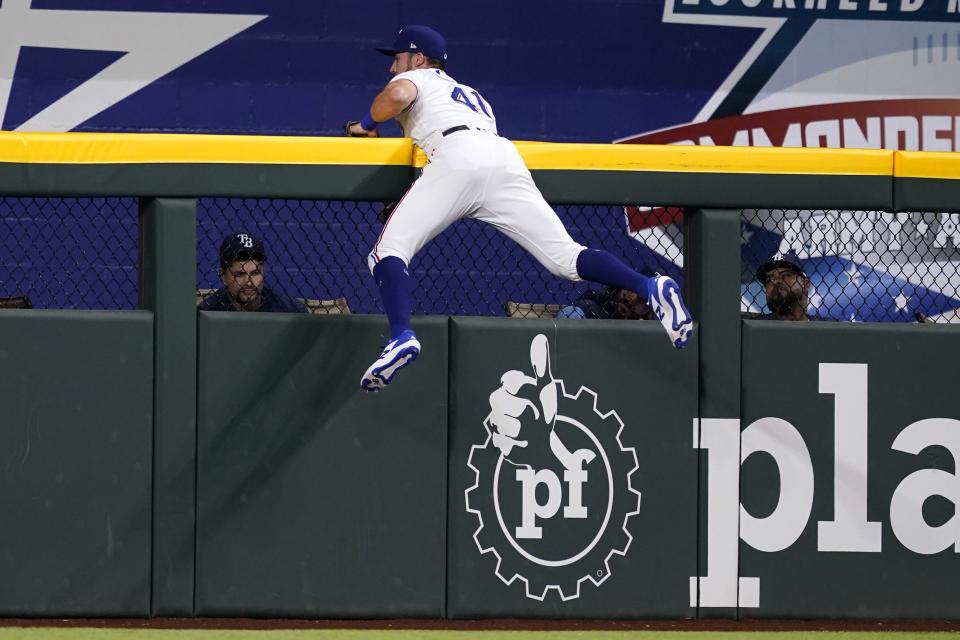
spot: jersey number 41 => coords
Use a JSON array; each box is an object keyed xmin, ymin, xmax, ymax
[{"xmin": 450, "ymin": 86, "xmax": 492, "ymax": 118}]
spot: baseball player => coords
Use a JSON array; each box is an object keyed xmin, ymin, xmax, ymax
[{"xmin": 348, "ymin": 25, "xmax": 694, "ymax": 392}]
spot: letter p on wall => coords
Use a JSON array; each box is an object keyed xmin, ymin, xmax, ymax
[
  {"xmin": 693, "ymin": 363, "xmax": 960, "ymax": 610},
  {"xmin": 690, "ymin": 418, "xmax": 760, "ymax": 608}
]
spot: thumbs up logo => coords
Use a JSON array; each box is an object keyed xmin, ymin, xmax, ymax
[{"xmin": 466, "ymin": 334, "xmax": 642, "ymax": 601}]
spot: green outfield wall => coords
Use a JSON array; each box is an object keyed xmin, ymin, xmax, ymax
[
  {"xmin": 0, "ymin": 135, "xmax": 958, "ymax": 620},
  {"xmin": 195, "ymin": 313, "xmax": 448, "ymax": 618},
  {"xmin": 446, "ymin": 318, "xmax": 698, "ymax": 619},
  {"xmin": 0, "ymin": 311, "xmax": 153, "ymax": 616},
  {"xmin": 736, "ymin": 322, "xmax": 960, "ymax": 619}
]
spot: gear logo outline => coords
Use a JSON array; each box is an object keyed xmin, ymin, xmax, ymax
[{"xmin": 464, "ymin": 333, "xmax": 642, "ymax": 601}]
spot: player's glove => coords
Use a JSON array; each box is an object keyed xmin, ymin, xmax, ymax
[{"xmin": 344, "ymin": 120, "xmax": 379, "ymax": 138}]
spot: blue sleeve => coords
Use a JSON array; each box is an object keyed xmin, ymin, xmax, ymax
[
  {"xmin": 560, "ymin": 297, "xmax": 605, "ymax": 319},
  {"xmin": 556, "ymin": 305, "xmax": 587, "ymax": 319}
]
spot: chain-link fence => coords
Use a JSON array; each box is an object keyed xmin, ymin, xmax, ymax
[
  {"xmin": 741, "ymin": 209, "xmax": 960, "ymax": 323},
  {"xmin": 6, "ymin": 197, "xmax": 960, "ymax": 323},
  {"xmin": 0, "ymin": 197, "xmax": 139, "ymax": 310},
  {"xmin": 197, "ymin": 199, "xmax": 684, "ymax": 318}
]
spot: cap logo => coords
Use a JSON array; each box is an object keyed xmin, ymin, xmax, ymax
[
  {"xmin": 409, "ymin": 42, "xmax": 417, "ymax": 48},
  {"xmin": 237, "ymin": 233, "xmax": 254, "ymax": 248}
]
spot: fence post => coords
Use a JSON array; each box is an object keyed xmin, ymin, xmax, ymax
[
  {"xmin": 140, "ymin": 197, "xmax": 198, "ymax": 616},
  {"xmin": 685, "ymin": 208, "xmax": 742, "ymax": 618},
  {"xmin": 686, "ymin": 208, "xmax": 742, "ymax": 419}
]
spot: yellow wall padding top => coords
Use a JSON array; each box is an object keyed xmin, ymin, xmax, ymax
[
  {"xmin": 511, "ymin": 142, "xmax": 893, "ymax": 175},
  {"xmin": 0, "ymin": 130, "xmax": 910, "ymax": 177},
  {"xmin": 895, "ymin": 151, "xmax": 960, "ymax": 180},
  {"xmin": 417, "ymin": 141, "xmax": 892, "ymax": 174},
  {"xmin": 0, "ymin": 131, "xmax": 416, "ymax": 166}
]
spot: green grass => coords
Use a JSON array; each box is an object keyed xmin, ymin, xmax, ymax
[{"xmin": 1, "ymin": 630, "xmax": 960, "ymax": 640}]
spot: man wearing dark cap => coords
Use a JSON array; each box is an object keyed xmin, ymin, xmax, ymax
[
  {"xmin": 346, "ymin": 25, "xmax": 693, "ymax": 392},
  {"xmin": 199, "ymin": 232, "xmax": 307, "ymax": 313},
  {"xmin": 756, "ymin": 249, "xmax": 813, "ymax": 321},
  {"xmin": 557, "ymin": 284, "xmax": 655, "ymax": 320}
]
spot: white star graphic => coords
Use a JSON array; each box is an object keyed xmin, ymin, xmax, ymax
[
  {"xmin": 740, "ymin": 225, "xmax": 754, "ymax": 245},
  {"xmin": 894, "ymin": 293, "xmax": 910, "ymax": 311},
  {"xmin": 0, "ymin": 0, "xmax": 266, "ymax": 131}
]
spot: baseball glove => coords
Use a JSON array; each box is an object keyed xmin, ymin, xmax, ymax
[{"xmin": 344, "ymin": 120, "xmax": 379, "ymax": 138}]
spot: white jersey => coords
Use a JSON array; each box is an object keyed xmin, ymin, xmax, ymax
[
  {"xmin": 370, "ymin": 67, "xmax": 585, "ymax": 289},
  {"xmin": 390, "ymin": 68, "xmax": 497, "ymax": 154}
]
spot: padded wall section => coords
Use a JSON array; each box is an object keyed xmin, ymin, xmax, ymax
[
  {"xmin": 531, "ymin": 171, "xmax": 892, "ymax": 208},
  {"xmin": 447, "ymin": 318, "xmax": 698, "ymax": 617},
  {"xmin": 739, "ymin": 321, "xmax": 960, "ymax": 618},
  {"xmin": 0, "ymin": 310, "xmax": 153, "ymax": 615},
  {"xmin": 894, "ymin": 176, "xmax": 960, "ymax": 213},
  {"xmin": 0, "ymin": 164, "xmax": 413, "ymax": 200},
  {"xmin": 195, "ymin": 313, "xmax": 447, "ymax": 617}
]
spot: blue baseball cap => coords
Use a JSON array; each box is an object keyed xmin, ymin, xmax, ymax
[
  {"xmin": 377, "ymin": 25, "xmax": 448, "ymax": 61},
  {"xmin": 220, "ymin": 231, "xmax": 265, "ymax": 265},
  {"xmin": 757, "ymin": 249, "xmax": 807, "ymax": 284}
]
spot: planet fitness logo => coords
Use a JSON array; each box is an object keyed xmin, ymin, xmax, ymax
[{"xmin": 465, "ymin": 334, "xmax": 642, "ymax": 601}]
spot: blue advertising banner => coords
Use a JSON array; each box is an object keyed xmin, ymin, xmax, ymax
[
  {"xmin": 5, "ymin": 0, "xmax": 954, "ymax": 143},
  {"xmin": 3, "ymin": 0, "xmax": 754, "ymax": 141}
]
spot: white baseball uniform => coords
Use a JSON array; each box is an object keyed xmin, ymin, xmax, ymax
[{"xmin": 368, "ymin": 68, "xmax": 586, "ymax": 280}]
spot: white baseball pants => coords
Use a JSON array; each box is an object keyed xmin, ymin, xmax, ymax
[{"xmin": 368, "ymin": 132, "xmax": 586, "ymax": 280}]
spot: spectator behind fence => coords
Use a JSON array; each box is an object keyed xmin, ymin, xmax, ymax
[
  {"xmin": 756, "ymin": 249, "xmax": 816, "ymax": 322},
  {"xmin": 199, "ymin": 232, "xmax": 307, "ymax": 313},
  {"xmin": 556, "ymin": 286, "xmax": 654, "ymax": 320}
]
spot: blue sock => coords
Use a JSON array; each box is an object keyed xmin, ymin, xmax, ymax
[
  {"xmin": 575, "ymin": 249, "xmax": 652, "ymax": 295},
  {"xmin": 373, "ymin": 256, "xmax": 413, "ymax": 339}
]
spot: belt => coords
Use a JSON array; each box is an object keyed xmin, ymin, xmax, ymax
[{"xmin": 442, "ymin": 125, "xmax": 470, "ymax": 137}]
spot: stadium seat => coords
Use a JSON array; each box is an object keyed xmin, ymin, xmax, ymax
[{"xmin": 504, "ymin": 301, "xmax": 560, "ymax": 319}]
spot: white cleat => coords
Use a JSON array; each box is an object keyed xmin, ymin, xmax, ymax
[
  {"xmin": 647, "ymin": 275, "xmax": 694, "ymax": 349},
  {"xmin": 360, "ymin": 329, "xmax": 421, "ymax": 392}
]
